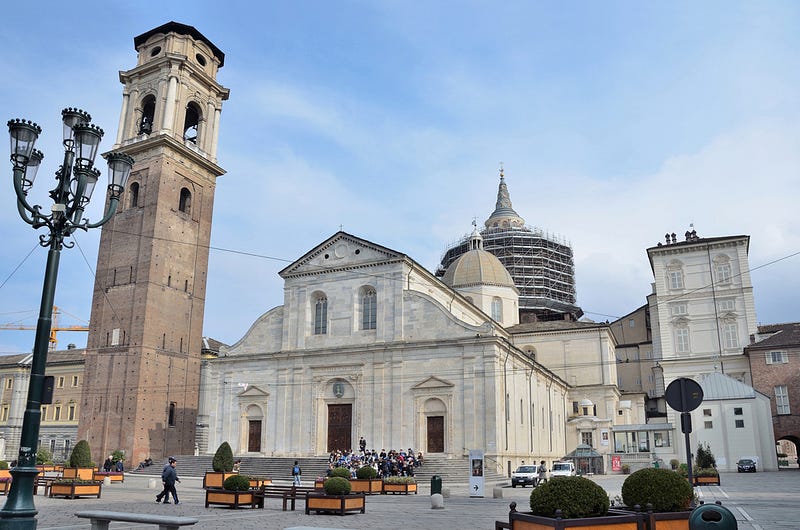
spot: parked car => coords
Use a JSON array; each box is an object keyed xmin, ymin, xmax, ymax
[
  {"xmin": 511, "ymin": 465, "xmax": 538, "ymax": 487},
  {"xmin": 550, "ymin": 461, "xmax": 576, "ymax": 477},
  {"xmin": 737, "ymin": 458, "xmax": 757, "ymax": 472}
]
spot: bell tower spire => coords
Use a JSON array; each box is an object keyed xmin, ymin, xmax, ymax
[{"xmin": 79, "ymin": 22, "xmax": 230, "ymax": 464}]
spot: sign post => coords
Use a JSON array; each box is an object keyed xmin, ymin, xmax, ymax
[
  {"xmin": 468, "ymin": 449, "xmax": 484, "ymax": 498},
  {"xmin": 665, "ymin": 377, "xmax": 704, "ymax": 486}
]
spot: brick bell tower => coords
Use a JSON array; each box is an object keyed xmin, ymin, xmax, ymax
[{"xmin": 79, "ymin": 22, "xmax": 229, "ymax": 463}]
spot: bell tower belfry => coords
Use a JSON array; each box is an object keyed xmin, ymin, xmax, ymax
[{"xmin": 79, "ymin": 22, "xmax": 230, "ymax": 463}]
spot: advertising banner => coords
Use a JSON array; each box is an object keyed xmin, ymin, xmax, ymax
[{"xmin": 468, "ymin": 449, "xmax": 484, "ymax": 498}]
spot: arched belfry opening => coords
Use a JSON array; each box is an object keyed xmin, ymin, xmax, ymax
[
  {"xmin": 139, "ymin": 95, "xmax": 155, "ymax": 135},
  {"xmin": 183, "ymin": 102, "xmax": 201, "ymax": 144}
]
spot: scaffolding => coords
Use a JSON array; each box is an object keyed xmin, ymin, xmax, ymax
[{"xmin": 436, "ymin": 225, "xmax": 582, "ymax": 321}]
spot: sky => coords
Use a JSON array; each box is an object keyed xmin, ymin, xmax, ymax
[{"xmin": 1, "ymin": 1, "xmax": 799, "ymax": 354}]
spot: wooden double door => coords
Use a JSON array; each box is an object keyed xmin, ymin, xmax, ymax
[
  {"xmin": 327, "ymin": 404, "xmax": 352, "ymax": 452},
  {"xmin": 427, "ymin": 415, "xmax": 444, "ymax": 453}
]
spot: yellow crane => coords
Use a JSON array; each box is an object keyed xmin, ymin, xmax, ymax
[{"xmin": 0, "ymin": 306, "xmax": 89, "ymax": 351}]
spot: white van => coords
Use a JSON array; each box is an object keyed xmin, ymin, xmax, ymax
[{"xmin": 550, "ymin": 461, "xmax": 576, "ymax": 477}]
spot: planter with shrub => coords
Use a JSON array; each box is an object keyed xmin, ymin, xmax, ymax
[
  {"xmin": 204, "ymin": 442, "xmax": 238, "ymax": 489},
  {"xmin": 382, "ymin": 476, "xmax": 417, "ymax": 495},
  {"xmin": 692, "ymin": 443, "xmax": 720, "ymax": 486},
  {"xmin": 621, "ymin": 468, "xmax": 694, "ymax": 529},
  {"xmin": 63, "ymin": 440, "xmax": 96, "ymax": 480},
  {"xmin": 306, "ymin": 476, "xmax": 366, "ymax": 515},
  {"xmin": 349, "ymin": 465, "xmax": 382, "ymax": 494},
  {"xmin": 205, "ymin": 474, "xmax": 261, "ymax": 509},
  {"xmin": 495, "ymin": 476, "xmax": 643, "ymax": 529}
]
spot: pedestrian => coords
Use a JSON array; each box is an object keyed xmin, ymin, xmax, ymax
[
  {"xmin": 103, "ymin": 455, "xmax": 114, "ymax": 472},
  {"xmin": 233, "ymin": 459, "xmax": 242, "ymax": 473},
  {"xmin": 536, "ymin": 460, "xmax": 547, "ymax": 487},
  {"xmin": 291, "ymin": 460, "xmax": 301, "ymax": 486},
  {"xmin": 359, "ymin": 436, "xmax": 367, "ymax": 453},
  {"xmin": 155, "ymin": 457, "xmax": 180, "ymax": 504}
]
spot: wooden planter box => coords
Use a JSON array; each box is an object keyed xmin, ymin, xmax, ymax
[
  {"xmin": 497, "ymin": 505, "xmax": 644, "ymax": 530},
  {"xmin": 692, "ymin": 475, "xmax": 720, "ymax": 486},
  {"xmin": 382, "ymin": 481, "xmax": 417, "ymax": 494},
  {"xmin": 0, "ymin": 470, "xmax": 11, "ymax": 481},
  {"xmin": 314, "ymin": 479, "xmax": 326, "ymax": 489},
  {"xmin": 0, "ymin": 480, "xmax": 10, "ymax": 495},
  {"xmin": 49, "ymin": 481, "xmax": 103, "ymax": 499},
  {"xmin": 305, "ymin": 492, "xmax": 366, "ymax": 515},
  {"xmin": 205, "ymin": 488, "xmax": 261, "ymax": 508},
  {"xmin": 62, "ymin": 467, "xmax": 96, "ymax": 481},
  {"xmin": 349, "ymin": 478, "xmax": 383, "ymax": 494},
  {"xmin": 93, "ymin": 472, "xmax": 124, "ymax": 483},
  {"xmin": 644, "ymin": 511, "xmax": 691, "ymax": 530},
  {"xmin": 248, "ymin": 477, "xmax": 272, "ymax": 489},
  {"xmin": 203, "ymin": 472, "xmax": 238, "ymax": 489}
]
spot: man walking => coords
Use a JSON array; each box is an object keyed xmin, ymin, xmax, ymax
[
  {"xmin": 156, "ymin": 457, "xmax": 180, "ymax": 504},
  {"xmin": 291, "ymin": 460, "xmax": 302, "ymax": 486}
]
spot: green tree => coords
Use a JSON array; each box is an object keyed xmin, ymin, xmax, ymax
[
  {"xmin": 36, "ymin": 447, "xmax": 53, "ymax": 465},
  {"xmin": 695, "ymin": 442, "xmax": 716, "ymax": 469},
  {"xmin": 69, "ymin": 440, "xmax": 92, "ymax": 468},
  {"xmin": 212, "ymin": 441, "xmax": 234, "ymax": 472}
]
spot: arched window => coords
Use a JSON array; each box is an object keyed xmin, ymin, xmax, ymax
[
  {"xmin": 139, "ymin": 95, "xmax": 155, "ymax": 135},
  {"xmin": 491, "ymin": 297, "xmax": 503, "ymax": 321},
  {"xmin": 179, "ymin": 187, "xmax": 191, "ymax": 214},
  {"xmin": 129, "ymin": 182, "xmax": 139, "ymax": 208},
  {"xmin": 314, "ymin": 294, "xmax": 328, "ymax": 335},
  {"xmin": 361, "ymin": 287, "xmax": 376, "ymax": 330},
  {"xmin": 183, "ymin": 102, "xmax": 201, "ymax": 144}
]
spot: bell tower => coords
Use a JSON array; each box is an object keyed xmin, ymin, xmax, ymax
[{"xmin": 79, "ymin": 22, "xmax": 230, "ymax": 462}]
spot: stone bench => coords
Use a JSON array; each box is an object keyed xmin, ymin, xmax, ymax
[{"xmin": 75, "ymin": 510, "xmax": 198, "ymax": 530}]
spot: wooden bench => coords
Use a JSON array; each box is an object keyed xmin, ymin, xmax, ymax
[
  {"xmin": 255, "ymin": 484, "xmax": 316, "ymax": 511},
  {"xmin": 75, "ymin": 510, "xmax": 198, "ymax": 530}
]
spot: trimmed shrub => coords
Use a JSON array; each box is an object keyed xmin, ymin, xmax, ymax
[
  {"xmin": 622, "ymin": 468, "xmax": 693, "ymax": 512},
  {"xmin": 323, "ymin": 476, "xmax": 352, "ymax": 495},
  {"xmin": 330, "ymin": 466, "xmax": 352, "ymax": 479},
  {"xmin": 355, "ymin": 465, "xmax": 377, "ymax": 479},
  {"xmin": 669, "ymin": 459, "xmax": 680, "ymax": 470},
  {"xmin": 223, "ymin": 474, "xmax": 251, "ymax": 491},
  {"xmin": 383, "ymin": 476, "xmax": 416, "ymax": 484},
  {"xmin": 0, "ymin": 461, "xmax": 8, "ymax": 470},
  {"xmin": 212, "ymin": 442, "xmax": 234, "ymax": 472},
  {"xmin": 529, "ymin": 476, "xmax": 609, "ymax": 519},
  {"xmin": 69, "ymin": 440, "xmax": 92, "ymax": 468},
  {"xmin": 112, "ymin": 450, "xmax": 125, "ymax": 463},
  {"xmin": 695, "ymin": 467, "xmax": 719, "ymax": 477}
]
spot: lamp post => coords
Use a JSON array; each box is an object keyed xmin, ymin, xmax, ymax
[{"xmin": 0, "ymin": 109, "xmax": 133, "ymax": 529}]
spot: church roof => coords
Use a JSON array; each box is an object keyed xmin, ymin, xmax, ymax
[
  {"xmin": 441, "ymin": 230, "xmax": 515, "ymax": 289},
  {"xmin": 698, "ymin": 372, "xmax": 755, "ymax": 400},
  {"xmin": 134, "ymin": 21, "xmax": 225, "ymax": 66},
  {"xmin": 484, "ymin": 169, "xmax": 525, "ymax": 228}
]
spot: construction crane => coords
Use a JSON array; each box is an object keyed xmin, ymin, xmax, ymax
[{"xmin": 0, "ymin": 306, "xmax": 89, "ymax": 351}]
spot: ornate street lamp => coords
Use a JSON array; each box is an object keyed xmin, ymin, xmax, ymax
[{"xmin": 0, "ymin": 109, "xmax": 132, "ymax": 528}]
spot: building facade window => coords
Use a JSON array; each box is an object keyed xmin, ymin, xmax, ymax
[
  {"xmin": 314, "ymin": 294, "xmax": 328, "ymax": 335},
  {"xmin": 491, "ymin": 297, "xmax": 503, "ymax": 322},
  {"xmin": 718, "ymin": 299, "xmax": 735, "ymax": 311},
  {"xmin": 129, "ymin": 181, "xmax": 140, "ymax": 208},
  {"xmin": 775, "ymin": 385, "xmax": 790, "ymax": 415},
  {"xmin": 734, "ymin": 407, "xmax": 743, "ymax": 415},
  {"xmin": 68, "ymin": 404, "xmax": 76, "ymax": 421},
  {"xmin": 72, "ymin": 375, "xmax": 79, "ymax": 386},
  {"xmin": 704, "ymin": 421, "xmax": 713, "ymax": 429},
  {"xmin": 168, "ymin": 402, "xmax": 177, "ymax": 427},
  {"xmin": 57, "ymin": 376, "xmax": 64, "ymax": 388},
  {"xmin": 666, "ymin": 260, "xmax": 684, "ymax": 290},
  {"xmin": 675, "ymin": 326, "xmax": 690, "ymax": 353},
  {"xmin": 671, "ymin": 303, "xmax": 688, "ymax": 316},
  {"xmin": 54, "ymin": 405, "xmax": 62, "ymax": 421},
  {"xmin": 766, "ymin": 351, "xmax": 788, "ymax": 364},
  {"xmin": 361, "ymin": 287, "xmax": 376, "ymax": 330},
  {"xmin": 581, "ymin": 431, "xmax": 593, "ymax": 447},
  {"xmin": 735, "ymin": 419, "xmax": 745, "ymax": 428},
  {"xmin": 179, "ymin": 187, "xmax": 192, "ymax": 214},
  {"xmin": 1, "ymin": 405, "xmax": 8, "ymax": 422},
  {"xmin": 714, "ymin": 255, "xmax": 732, "ymax": 284},
  {"xmin": 5, "ymin": 378, "xmax": 12, "ymax": 390},
  {"xmin": 722, "ymin": 321, "xmax": 739, "ymax": 348}
]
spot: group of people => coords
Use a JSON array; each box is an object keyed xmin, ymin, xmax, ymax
[
  {"xmin": 327, "ymin": 443, "xmax": 424, "ymax": 479},
  {"xmin": 102, "ymin": 455, "xmax": 124, "ymax": 473}
]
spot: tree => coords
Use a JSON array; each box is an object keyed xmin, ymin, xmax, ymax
[
  {"xmin": 695, "ymin": 442, "xmax": 716, "ymax": 469},
  {"xmin": 212, "ymin": 441, "xmax": 234, "ymax": 472},
  {"xmin": 69, "ymin": 440, "xmax": 92, "ymax": 468}
]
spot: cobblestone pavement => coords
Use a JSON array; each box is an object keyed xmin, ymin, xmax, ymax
[{"xmin": 18, "ymin": 470, "xmax": 799, "ymax": 529}]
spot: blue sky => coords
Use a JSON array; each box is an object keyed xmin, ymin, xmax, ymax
[{"xmin": 1, "ymin": 1, "xmax": 799, "ymax": 353}]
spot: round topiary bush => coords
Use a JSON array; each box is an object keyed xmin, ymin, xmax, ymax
[
  {"xmin": 212, "ymin": 441, "xmax": 234, "ymax": 472},
  {"xmin": 529, "ymin": 476, "xmax": 609, "ymax": 519},
  {"xmin": 330, "ymin": 466, "xmax": 352, "ymax": 479},
  {"xmin": 323, "ymin": 476, "xmax": 352, "ymax": 495},
  {"xmin": 68, "ymin": 440, "xmax": 92, "ymax": 468},
  {"xmin": 621, "ymin": 468, "xmax": 693, "ymax": 512},
  {"xmin": 223, "ymin": 474, "xmax": 251, "ymax": 491},
  {"xmin": 0, "ymin": 461, "xmax": 8, "ymax": 470},
  {"xmin": 355, "ymin": 465, "xmax": 377, "ymax": 479}
]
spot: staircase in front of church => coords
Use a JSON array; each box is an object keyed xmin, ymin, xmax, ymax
[{"xmin": 130, "ymin": 454, "xmax": 508, "ymax": 486}]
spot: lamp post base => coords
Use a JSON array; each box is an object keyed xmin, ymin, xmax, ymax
[{"xmin": 0, "ymin": 466, "xmax": 39, "ymax": 529}]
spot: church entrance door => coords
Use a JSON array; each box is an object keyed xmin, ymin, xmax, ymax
[
  {"xmin": 248, "ymin": 420, "xmax": 262, "ymax": 452},
  {"xmin": 327, "ymin": 404, "xmax": 352, "ymax": 452},
  {"xmin": 427, "ymin": 416, "xmax": 444, "ymax": 453}
]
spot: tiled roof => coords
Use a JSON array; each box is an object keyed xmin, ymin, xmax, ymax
[
  {"xmin": 508, "ymin": 320, "xmax": 607, "ymax": 334},
  {"xmin": 749, "ymin": 322, "xmax": 800, "ymax": 349}
]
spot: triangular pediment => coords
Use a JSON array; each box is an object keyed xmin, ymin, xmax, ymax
[
  {"xmin": 237, "ymin": 384, "xmax": 269, "ymax": 398},
  {"xmin": 279, "ymin": 231, "xmax": 407, "ymax": 278},
  {"xmin": 412, "ymin": 376, "xmax": 455, "ymax": 390}
]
